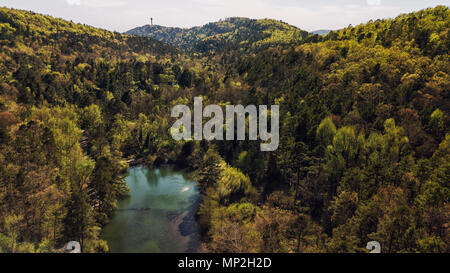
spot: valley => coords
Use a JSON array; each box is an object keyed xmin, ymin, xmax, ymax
[{"xmin": 0, "ymin": 5, "xmax": 448, "ymax": 253}]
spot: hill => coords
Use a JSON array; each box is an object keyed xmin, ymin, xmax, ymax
[
  {"xmin": 321, "ymin": 6, "xmax": 449, "ymax": 58},
  {"xmin": 0, "ymin": 7, "xmax": 218, "ymax": 252},
  {"xmin": 197, "ymin": 5, "xmax": 450, "ymax": 253},
  {"xmin": 0, "ymin": 8, "xmax": 177, "ymax": 57},
  {"xmin": 126, "ymin": 17, "xmax": 310, "ymax": 52}
]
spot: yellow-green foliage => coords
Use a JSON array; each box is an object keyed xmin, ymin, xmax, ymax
[{"xmin": 217, "ymin": 164, "xmax": 254, "ymax": 202}]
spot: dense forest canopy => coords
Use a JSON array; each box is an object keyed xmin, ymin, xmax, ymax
[{"xmin": 0, "ymin": 5, "xmax": 449, "ymax": 253}]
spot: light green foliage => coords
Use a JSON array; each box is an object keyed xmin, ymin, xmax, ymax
[
  {"xmin": 217, "ymin": 165, "xmax": 254, "ymax": 203},
  {"xmin": 429, "ymin": 109, "xmax": 445, "ymax": 140},
  {"xmin": 81, "ymin": 104, "xmax": 103, "ymax": 131},
  {"xmin": 316, "ymin": 117, "xmax": 336, "ymax": 147}
]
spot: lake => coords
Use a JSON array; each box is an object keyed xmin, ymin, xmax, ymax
[{"xmin": 101, "ymin": 166, "xmax": 201, "ymax": 253}]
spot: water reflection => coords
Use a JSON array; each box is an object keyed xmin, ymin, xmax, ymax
[{"xmin": 101, "ymin": 166, "xmax": 201, "ymax": 253}]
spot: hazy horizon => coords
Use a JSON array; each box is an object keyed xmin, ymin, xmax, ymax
[{"xmin": 1, "ymin": 0, "xmax": 449, "ymax": 32}]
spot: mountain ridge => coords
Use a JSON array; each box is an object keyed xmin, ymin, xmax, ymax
[{"xmin": 126, "ymin": 17, "xmax": 310, "ymax": 52}]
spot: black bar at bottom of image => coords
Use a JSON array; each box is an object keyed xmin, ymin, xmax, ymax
[{"xmin": 0, "ymin": 253, "xmax": 446, "ymax": 272}]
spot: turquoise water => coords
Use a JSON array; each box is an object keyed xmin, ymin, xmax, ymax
[{"xmin": 101, "ymin": 166, "xmax": 201, "ymax": 253}]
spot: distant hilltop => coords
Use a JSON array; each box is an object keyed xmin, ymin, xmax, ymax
[{"xmin": 125, "ymin": 17, "xmax": 310, "ymax": 52}]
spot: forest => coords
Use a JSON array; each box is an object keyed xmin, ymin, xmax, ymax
[{"xmin": 0, "ymin": 6, "xmax": 448, "ymax": 253}]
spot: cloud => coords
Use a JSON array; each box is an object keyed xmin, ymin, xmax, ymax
[
  {"xmin": 65, "ymin": 0, "xmax": 127, "ymax": 8},
  {"xmin": 366, "ymin": 0, "xmax": 382, "ymax": 6},
  {"xmin": 66, "ymin": 0, "xmax": 81, "ymax": 6}
]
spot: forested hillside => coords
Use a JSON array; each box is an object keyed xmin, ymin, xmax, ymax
[
  {"xmin": 0, "ymin": 7, "xmax": 215, "ymax": 252},
  {"xmin": 0, "ymin": 6, "xmax": 448, "ymax": 253},
  {"xmin": 197, "ymin": 6, "xmax": 449, "ymax": 253},
  {"xmin": 126, "ymin": 17, "xmax": 310, "ymax": 53}
]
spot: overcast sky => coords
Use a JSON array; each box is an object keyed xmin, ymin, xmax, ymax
[{"xmin": 2, "ymin": 0, "xmax": 449, "ymax": 32}]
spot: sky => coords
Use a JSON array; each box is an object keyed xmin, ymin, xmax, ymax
[{"xmin": 1, "ymin": 0, "xmax": 449, "ymax": 32}]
